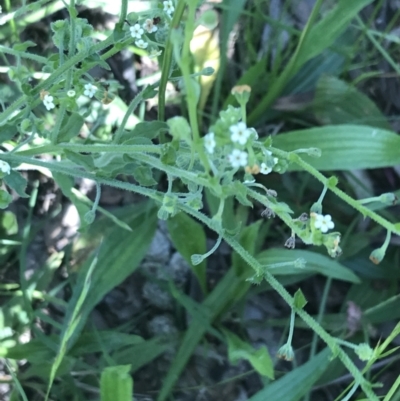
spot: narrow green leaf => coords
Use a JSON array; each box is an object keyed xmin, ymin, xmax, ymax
[
  {"xmin": 273, "ymin": 125, "xmax": 400, "ymax": 171},
  {"xmin": 249, "ymin": 348, "xmax": 331, "ymax": 401},
  {"xmin": 257, "ymin": 249, "xmax": 360, "ymax": 283},
  {"xmin": 312, "ymin": 75, "xmax": 390, "ymax": 129},
  {"xmin": 100, "ymin": 365, "xmax": 133, "ymax": 401},
  {"xmin": 224, "ymin": 329, "xmax": 274, "ymax": 379},
  {"xmin": 167, "ymin": 212, "xmax": 207, "ymax": 293}
]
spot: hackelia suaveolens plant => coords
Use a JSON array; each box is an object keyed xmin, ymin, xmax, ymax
[
  {"xmin": 84, "ymin": 83, "xmax": 97, "ymax": 98},
  {"xmin": 314, "ymin": 213, "xmax": 335, "ymax": 233},
  {"xmin": 135, "ymin": 39, "xmax": 149, "ymax": 49},
  {"xmin": 230, "ymin": 122, "xmax": 251, "ymax": 145},
  {"xmin": 0, "ymin": 160, "xmax": 11, "ymax": 175},
  {"xmin": 43, "ymin": 94, "xmax": 55, "ymax": 110},
  {"xmin": 204, "ymin": 132, "xmax": 216, "ymax": 154},
  {"xmin": 130, "ymin": 23, "xmax": 144, "ymax": 39},
  {"xmin": 228, "ymin": 149, "xmax": 248, "ymax": 168},
  {"xmin": 163, "ymin": 1, "xmax": 175, "ymax": 15},
  {"xmin": 143, "ymin": 18, "xmax": 157, "ymax": 33}
]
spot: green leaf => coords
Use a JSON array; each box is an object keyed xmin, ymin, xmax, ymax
[
  {"xmin": 132, "ymin": 166, "xmax": 157, "ymax": 187},
  {"xmin": 53, "ymin": 173, "xmax": 91, "ymax": 229},
  {"xmin": 257, "ymin": 249, "xmax": 360, "ymax": 283},
  {"xmin": 57, "ymin": 112, "xmax": 84, "ymax": 143},
  {"xmin": 100, "ymin": 365, "xmax": 133, "ymax": 401},
  {"xmin": 167, "ymin": 212, "xmax": 207, "ymax": 294},
  {"xmin": 129, "ymin": 121, "xmax": 169, "ymax": 140},
  {"xmin": 273, "ymin": 125, "xmax": 400, "ymax": 171},
  {"xmin": 166, "ymin": 116, "xmax": 192, "ymax": 143},
  {"xmin": 0, "ymin": 189, "xmax": 13, "ymax": 209},
  {"xmin": 63, "ymin": 150, "xmax": 95, "ymax": 171},
  {"xmin": 249, "ymin": 348, "xmax": 331, "ymax": 401},
  {"xmin": 293, "ymin": 288, "xmax": 307, "ymax": 309},
  {"xmin": 0, "ymin": 124, "xmax": 17, "ymax": 143},
  {"xmin": 13, "ymin": 41, "xmax": 36, "ymax": 52},
  {"xmin": 312, "ymin": 75, "xmax": 390, "ymax": 129},
  {"xmin": 224, "ymin": 329, "xmax": 274, "ymax": 379},
  {"xmin": 232, "ymin": 220, "xmax": 262, "ymax": 277},
  {"xmin": 0, "ymin": 211, "xmax": 18, "ymax": 235},
  {"xmin": 160, "ymin": 143, "xmax": 177, "ymax": 165},
  {"xmin": 4, "ymin": 170, "xmax": 29, "ymax": 197},
  {"xmin": 294, "ymin": 0, "xmax": 373, "ymax": 69}
]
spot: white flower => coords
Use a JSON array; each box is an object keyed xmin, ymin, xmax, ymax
[
  {"xmin": 204, "ymin": 132, "xmax": 216, "ymax": 154},
  {"xmin": 228, "ymin": 149, "xmax": 248, "ymax": 168},
  {"xmin": 67, "ymin": 90, "xmax": 76, "ymax": 97},
  {"xmin": 84, "ymin": 83, "xmax": 97, "ymax": 98},
  {"xmin": 135, "ymin": 39, "xmax": 148, "ymax": 49},
  {"xmin": 260, "ymin": 162, "xmax": 272, "ymax": 175},
  {"xmin": 229, "ymin": 122, "xmax": 251, "ymax": 145},
  {"xmin": 43, "ymin": 94, "xmax": 55, "ymax": 111},
  {"xmin": 0, "ymin": 160, "xmax": 10, "ymax": 175},
  {"xmin": 143, "ymin": 18, "xmax": 157, "ymax": 34},
  {"xmin": 130, "ymin": 23, "xmax": 144, "ymax": 39},
  {"xmin": 163, "ymin": 0, "xmax": 175, "ymax": 15},
  {"xmin": 149, "ymin": 49, "xmax": 162, "ymax": 58},
  {"xmin": 314, "ymin": 214, "xmax": 335, "ymax": 233}
]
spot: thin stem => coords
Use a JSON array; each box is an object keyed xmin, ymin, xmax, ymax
[
  {"xmin": 158, "ymin": 0, "xmax": 186, "ymax": 125},
  {"xmin": 287, "ymin": 309, "xmax": 295, "ymax": 344},
  {"xmin": 272, "ymin": 148, "xmax": 400, "ymax": 236}
]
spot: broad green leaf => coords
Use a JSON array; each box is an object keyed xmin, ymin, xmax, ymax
[
  {"xmin": 100, "ymin": 365, "xmax": 133, "ymax": 401},
  {"xmin": 118, "ymin": 121, "xmax": 168, "ymax": 142},
  {"xmin": 257, "ymin": 249, "xmax": 360, "ymax": 283},
  {"xmin": 132, "ymin": 165, "xmax": 157, "ymax": 187},
  {"xmin": 0, "ymin": 124, "xmax": 17, "ymax": 143},
  {"xmin": 53, "ymin": 173, "xmax": 91, "ymax": 230},
  {"xmin": 272, "ymin": 125, "xmax": 400, "ymax": 171},
  {"xmin": 312, "ymin": 75, "xmax": 390, "ymax": 129},
  {"xmin": 249, "ymin": 348, "xmax": 331, "ymax": 401},
  {"xmin": 0, "ymin": 189, "xmax": 13, "ymax": 209},
  {"xmin": 4, "ymin": 171, "xmax": 29, "ymax": 198},
  {"xmin": 56, "ymin": 112, "xmax": 84, "ymax": 143},
  {"xmin": 224, "ymin": 329, "xmax": 274, "ymax": 379},
  {"xmin": 167, "ymin": 212, "xmax": 207, "ymax": 293}
]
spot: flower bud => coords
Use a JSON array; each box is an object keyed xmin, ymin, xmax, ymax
[
  {"xmin": 231, "ymin": 85, "xmax": 251, "ymax": 106},
  {"xmin": 378, "ymin": 192, "xmax": 398, "ymax": 206},
  {"xmin": 277, "ymin": 343, "xmax": 294, "ymax": 361},
  {"xmin": 355, "ymin": 343, "xmax": 374, "ymax": 361}
]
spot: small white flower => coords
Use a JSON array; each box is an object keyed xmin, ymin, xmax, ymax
[
  {"xmin": 84, "ymin": 83, "xmax": 97, "ymax": 98},
  {"xmin": 43, "ymin": 94, "xmax": 55, "ymax": 111},
  {"xmin": 149, "ymin": 48, "xmax": 162, "ymax": 58},
  {"xmin": 0, "ymin": 160, "xmax": 10, "ymax": 175},
  {"xmin": 314, "ymin": 214, "xmax": 335, "ymax": 233},
  {"xmin": 130, "ymin": 23, "xmax": 144, "ymax": 39},
  {"xmin": 260, "ymin": 162, "xmax": 272, "ymax": 175},
  {"xmin": 229, "ymin": 122, "xmax": 251, "ymax": 145},
  {"xmin": 143, "ymin": 18, "xmax": 158, "ymax": 34},
  {"xmin": 204, "ymin": 132, "xmax": 216, "ymax": 154},
  {"xmin": 67, "ymin": 90, "xmax": 76, "ymax": 97},
  {"xmin": 135, "ymin": 39, "xmax": 149, "ymax": 49},
  {"xmin": 228, "ymin": 149, "xmax": 248, "ymax": 168},
  {"xmin": 163, "ymin": 0, "xmax": 175, "ymax": 15}
]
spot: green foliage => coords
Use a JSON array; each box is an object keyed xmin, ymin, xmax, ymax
[{"xmin": 0, "ymin": 1, "xmax": 399, "ymax": 401}]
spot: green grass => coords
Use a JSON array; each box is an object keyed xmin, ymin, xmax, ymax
[{"xmin": 0, "ymin": 1, "xmax": 399, "ymax": 400}]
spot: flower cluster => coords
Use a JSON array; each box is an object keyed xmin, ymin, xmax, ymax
[{"xmin": 163, "ymin": 1, "xmax": 175, "ymax": 15}]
